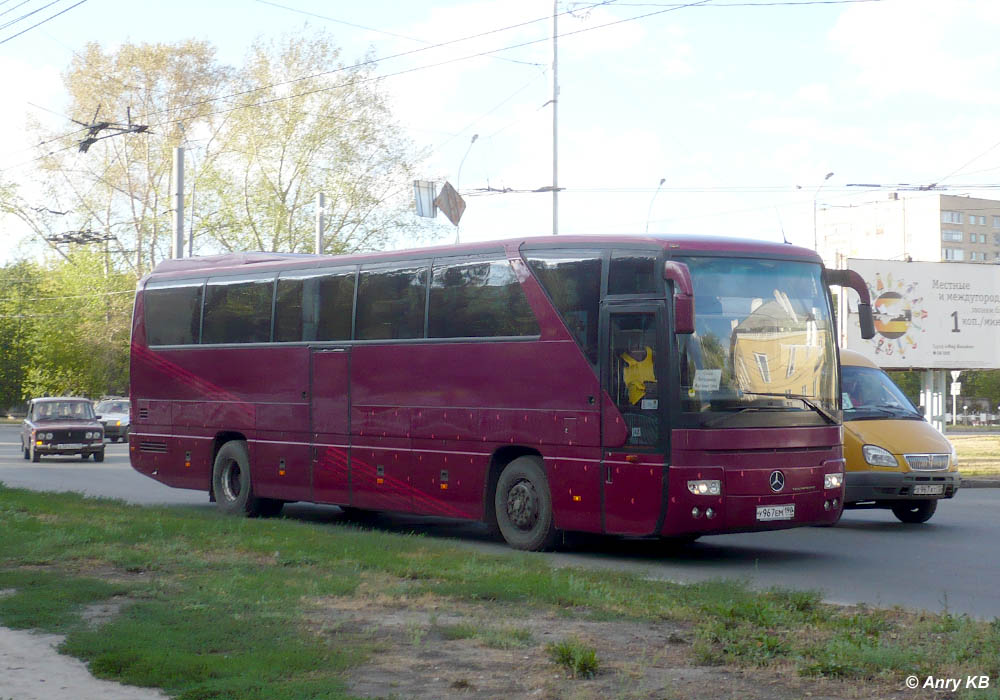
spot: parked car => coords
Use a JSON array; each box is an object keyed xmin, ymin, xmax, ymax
[
  {"xmin": 841, "ymin": 350, "xmax": 960, "ymax": 523},
  {"xmin": 95, "ymin": 398, "xmax": 130, "ymax": 442},
  {"xmin": 20, "ymin": 397, "xmax": 105, "ymax": 462}
]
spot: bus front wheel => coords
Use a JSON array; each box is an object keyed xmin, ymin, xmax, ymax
[
  {"xmin": 494, "ymin": 456, "xmax": 559, "ymax": 551},
  {"xmin": 212, "ymin": 440, "xmax": 283, "ymax": 518}
]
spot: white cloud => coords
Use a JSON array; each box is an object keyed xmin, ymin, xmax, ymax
[
  {"xmin": 0, "ymin": 57, "xmax": 63, "ymax": 172},
  {"xmin": 830, "ymin": 0, "xmax": 1000, "ymax": 101}
]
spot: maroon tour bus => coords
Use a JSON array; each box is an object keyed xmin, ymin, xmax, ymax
[{"xmin": 129, "ymin": 235, "xmax": 874, "ymax": 550}]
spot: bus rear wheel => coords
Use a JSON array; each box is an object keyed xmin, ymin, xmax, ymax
[
  {"xmin": 212, "ymin": 440, "xmax": 283, "ymax": 518},
  {"xmin": 494, "ymin": 456, "xmax": 559, "ymax": 551},
  {"xmin": 891, "ymin": 499, "xmax": 937, "ymax": 524}
]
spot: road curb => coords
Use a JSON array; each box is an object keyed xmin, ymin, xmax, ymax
[{"xmin": 961, "ymin": 478, "xmax": 1000, "ymax": 489}]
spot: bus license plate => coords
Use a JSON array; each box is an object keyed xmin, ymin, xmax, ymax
[
  {"xmin": 913, "ymin": 485, "xmax": 944, "ymax": 496},
  {"xmin": 756, "ymin": 504, "xmax": 794, "ymax": 521}
]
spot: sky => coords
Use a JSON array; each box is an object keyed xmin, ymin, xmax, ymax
[{"xmin": 3, "ymin": 0, "xmax": 1000, "ymax": 262}]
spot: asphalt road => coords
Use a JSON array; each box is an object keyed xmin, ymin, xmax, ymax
[{"xmin": 1, "ymin": 423, "xmax": 998, "ymax": 619}]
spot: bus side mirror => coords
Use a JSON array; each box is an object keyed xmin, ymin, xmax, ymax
[
  {"xmin": 663, "ymin": 261, "xmax": 695, "ymax": 335},
  {"xmin": 825, "ymin": 268, "xmax": 876, "ymax": 340}
]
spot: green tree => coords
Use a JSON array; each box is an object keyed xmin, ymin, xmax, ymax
[
  {"xmin": 195, "ymin": 29, "xmax": 434, "ymax": 255},
  {"xmin": 0, "ymin": 261, "xmax": 43, "ymax": 411},
  {"xmin": 17, "ymin": 251, "xmax": 133, "ymax": 399},
  {"xmin": 33, "ymin": 39, "xmax": 230, "ymax": 277}
]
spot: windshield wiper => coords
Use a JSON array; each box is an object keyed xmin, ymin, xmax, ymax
[
  {"xmin": 705, "ymin": 405, "xmax": 788, "ymax": 427},
  {"xmin": 739, "ymin": 391, "xmax": 838, "ymax": 425}
]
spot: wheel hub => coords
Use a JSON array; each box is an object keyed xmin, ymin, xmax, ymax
[
  {"xmin": 506, "ymin": 479, "xmax": 538, "ymax": 531},
  {"xmin": 222, "ymin": 462, "xmax": 242, "ymax": 501}
]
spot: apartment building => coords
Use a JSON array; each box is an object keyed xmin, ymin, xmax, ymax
[{"xmin": 816, "ymin": 193, "xmax": 1000, "ymax": 268}]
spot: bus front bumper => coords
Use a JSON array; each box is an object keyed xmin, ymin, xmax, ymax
[{"xmin": 661, "ymin": 467, "xmax": 844, "ymax": 537}]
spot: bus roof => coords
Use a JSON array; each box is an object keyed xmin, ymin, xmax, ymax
[{"xmin": 145, "ymin": 234, "xmax": 821, "ymax": 281}]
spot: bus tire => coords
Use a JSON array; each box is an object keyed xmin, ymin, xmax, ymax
[
  {"xmin": 212, "ymin": 440, "xmax": 276, "ymax": 518},
  {"xmin": 891, "ymin": 499, "xmax": 937, "ymax": 524},
  {"xmin": 494, "ymin": 456, "xmax": 559, "ymax": 551}
]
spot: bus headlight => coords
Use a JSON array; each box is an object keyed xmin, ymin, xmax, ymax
[
  {"xmin": 824, "ymin": 473, "xmax": 843, "ymax": 489},
  {"xmin": 687, "ymin": 479, "xmax": 721, "ymax": 496},
  {"xmin": 862, "ymin": 444, "xmax": 898, "ymax": 467}
]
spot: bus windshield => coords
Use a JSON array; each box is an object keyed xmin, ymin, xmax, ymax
[{"xmin": 677, "ymin": 256, "xmax": 838, "ymax": 427}]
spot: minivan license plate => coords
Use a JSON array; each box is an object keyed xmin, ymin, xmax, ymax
[
  {"xmin": 912, "ymin": 485, "xmax": 944, "ymax": 496},
  {"xmin": 756, "ymin": 504, "xmax": 794, "ymax": 521}
]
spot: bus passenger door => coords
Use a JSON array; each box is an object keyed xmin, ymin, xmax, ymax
[
  {"xmin": 311, "ymin": 347, "xmax": 351, "ymax": 505},
  {"xmin": 601, "ymin": 304, "xmax": 668, "ymax": 536}
]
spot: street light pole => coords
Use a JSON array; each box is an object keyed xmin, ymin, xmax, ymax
[
  {"xmin": 454, "ymin": 134, "xmax": 478, "ymax": 244},
  {"xmin": 645, "ymin": 178, "xmax": 666, "ymax": 234},
  {"xmin": 813, "ymin": 171, "xmax": 834, "ymax": 252}
]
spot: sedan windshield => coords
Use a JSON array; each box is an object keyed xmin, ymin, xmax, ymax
[
  {"xmin": 677, "ymin": 256, "xmax": 838, "ymax": 427},
  {"xmin": 96, "ymin": 401, "xmax": 129, "ymax": 414},
  {"xmin": 31, "ymin": 401, "xmax": 95, "ymax": 421}
]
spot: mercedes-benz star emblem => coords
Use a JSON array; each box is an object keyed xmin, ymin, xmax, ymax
[{"xmin": 769, "ymin": 470, "xmax": 785, "ymax": 493}]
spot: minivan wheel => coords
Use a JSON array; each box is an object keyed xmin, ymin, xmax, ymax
[{"xmin": 891, "ymin": 499, "xmax": 937, "ymax": 524}]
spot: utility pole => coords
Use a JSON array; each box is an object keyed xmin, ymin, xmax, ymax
[
  {"xmin": 171, "ymin": 147, "xmax": 184, "ymax": 259},
  {"xmin": 315, "ymin": 192, "xmax": 326, "ymax": 254},
  {"xmin": 552, "ymin": 0, "xmax": 559, "ymax": 235}
]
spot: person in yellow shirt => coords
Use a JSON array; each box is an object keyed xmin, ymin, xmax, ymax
[{"xmin": 622, "ymin": 345, "xmax": 656, "ymax": 405}]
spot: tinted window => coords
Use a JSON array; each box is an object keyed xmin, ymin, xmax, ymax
[
  {"xmin": 275, "ymin": 267, "xmax": 355, "ymax": 342},
  {"xmin": 145, "ymin": 281, "xmax": 203, "ymax": 345},
  {"xmin": 356, "ymin": 263, "xmax": 428, "ymax": 340},
  {"xmin": 429, "ymin": 257, "xmax": 539, "ymax": 338},
  {"xmin": 202, "ymin": 277, "xmax": 274, "ymax": 344},
  {"xmin": 608, "ymin": 250, "xmax": 658, "ymax": 295},
  {"xmin": 526, "ymin": 251, "xmax": 602, "ymax": 364}
]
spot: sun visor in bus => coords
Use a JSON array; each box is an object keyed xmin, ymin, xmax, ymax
[
  {"xmin": 663, "ymin": 261, "xmax": 695, "ymax": 335},
  {"xmin": 825, "ymin": 268, "xmax": 876, "ymax": 340}
]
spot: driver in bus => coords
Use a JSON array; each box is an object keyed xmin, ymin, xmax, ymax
[{"xmin": 621, "ymin": 335, "xmax": 657, "ymax": 405}]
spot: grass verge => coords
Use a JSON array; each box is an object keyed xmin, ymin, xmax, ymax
[
  {"xmin": 949, "ymin": 434, "xmax": 1000, "ymax": 476},
  {"xmin": 0, "ymin": 485, "xmax": 998, "ymax": 699}
]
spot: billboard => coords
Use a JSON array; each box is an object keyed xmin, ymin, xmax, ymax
[{"xmin": 844, "ymin": 258, "xmax": 1000, "ymax": 369}]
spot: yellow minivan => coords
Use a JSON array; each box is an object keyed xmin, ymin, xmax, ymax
[{"xmin": 840, "ymin": 350, "xmax": 961, "ymax": 523}]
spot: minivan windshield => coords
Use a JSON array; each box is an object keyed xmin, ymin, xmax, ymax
[
  {"xmin": 842, "ymin": 364, "xmax": 922, "ymax": 421},
  {"xmin": 676, "ymin": 256, "xmax": 838, "ymax": 427}
]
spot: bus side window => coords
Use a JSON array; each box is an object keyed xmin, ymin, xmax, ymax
[
  {"xmin": 607, "ymin": 250, "xmax": 658, "ymax": 295},
  {"xmin": 428, "ymin": 257, "xmax": 539, "ymax": 338},
  {"xmin": 145, "ymin": 281, "xmax": 204, "ymax": 346},
  {"xmin": 356, "ymin": 263, "xmax": 428, "ymax": 340},
  {"xmin": 202, "ymin": 277, "xmax": 274, "ymax": 344},
  {"xmin": 526, "ymin": 251, "xmax": 602, "ymax": 365},
  {"xmin": 275, "ymin": 267, "xmax": 355, "ymax": 342}
]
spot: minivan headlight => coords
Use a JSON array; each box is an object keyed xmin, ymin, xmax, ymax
[{"xmin": 862, "ymin": 444, "xmax": 898, "ymax": 467}]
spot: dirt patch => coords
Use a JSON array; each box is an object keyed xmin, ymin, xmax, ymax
[{"xmin": 312, "ymin": 597, "xmax": 909, "ymax": 700}]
